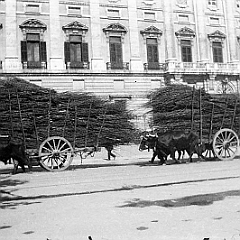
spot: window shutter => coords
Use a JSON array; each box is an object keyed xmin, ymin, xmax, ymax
[
  {"xmin": 64, "ymin": 42, "xmax": 70, "ymax": 63},
  {"xmin": 40, "ymin": 41, "xmax": 47, "ymax": 62},
  {"xmin": 21, "ymin": 41, "xmax": 27, "ymax": 62},
  {"xmin": 82, "ymin": 42, "xmax": 89, "ymax": 62}
]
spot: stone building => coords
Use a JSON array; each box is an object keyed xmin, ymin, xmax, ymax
[{"xmin": 0, "ymin": 0, "xmax": 240, "ymax": 128}]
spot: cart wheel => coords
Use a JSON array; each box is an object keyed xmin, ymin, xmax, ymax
[
  {"xmin": 38, "ymin": 136, "xmax": 74, "ymax": 171},
  {"xmin": 213, "ymin": 128, "xmax": 239, "ymax": 161}
]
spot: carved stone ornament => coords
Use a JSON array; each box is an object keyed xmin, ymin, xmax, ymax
[
  {"xmin": 19, "ymin": 19, "xmax": 47, "ymax": 31},
  {"xmin": 62, "ymin": 21, "xmax": 88, "ymax": 32},
  {"xmin": 176, "ymin": 0, "xmax": 188, "ymax": 8},
  {"xmin": 208, "ymin": 30, "xmax": 226, "ymax": 42},
  {"xmin": 140, "ymin": 26, "xmax": 162, "ymax": 38},
  {"xmin": 175, "ymin": 26, "xmax": 195, "ymax": 38},
  {"xmin": 217, "ymin": 79, "xmax": 235, "ymax": 94},
  {"xmin": 103, "ymin": 23, "xmax": 127, "ymax": 34}
]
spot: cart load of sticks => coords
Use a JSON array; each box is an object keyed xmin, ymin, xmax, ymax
[
  {"xmin": 0, "ymin": 77, "xmax": 136, "ymax": 149},
  {"xmin": 145, "ymin": 84, "xmax": 240, "ymax": 141}
]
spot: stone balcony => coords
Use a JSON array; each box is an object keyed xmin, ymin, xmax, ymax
[{"xmin": 165, "ymin": 61, "xmax": 240, "ymax": 75}]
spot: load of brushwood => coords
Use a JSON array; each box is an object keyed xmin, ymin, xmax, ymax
[
  {"xmin": 145, "ymin": 84, "xmax": 240, "ymax": 140},
  {"xmin": 0, "ymin": 77, "xmax": 136, "ymax": 149}
]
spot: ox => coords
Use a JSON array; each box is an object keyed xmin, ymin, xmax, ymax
[
  {"xmin": 0, "ymin": 141, "xmax": 31, "ymax": 174},
  {"xmin": 139, "ymin": 131, "xmax": 200, "ymax": 164}
]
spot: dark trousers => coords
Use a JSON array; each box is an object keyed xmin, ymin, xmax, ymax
[{"xmin": 106, "ymin": 149, "xmax": 116, "ymax": 160}]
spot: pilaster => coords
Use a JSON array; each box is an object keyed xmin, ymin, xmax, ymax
[
  {"xmin": 127, "ymin": 0, "xmax": 143, "ymax": 71},
  {"xmin": 162, "ymin": 0, "xmax": 176, "ymax": 60},
  {"xmin": 89, "ymin": 0, "xmax": 105, "ymax": 70},
  {"xmin": 49, "ymin": 0, "xmax": 64, "ymax": 70},
  {"xmin": 224, "ymin": 0, "xmax": 238, "ymax": 62},
  {"xmin": 193, "ymin": 0, "xmax": 208, "ymax": 62},
  {"xmin": 4, "ymin": 0, "xmax": 21, "ymax": 71}
]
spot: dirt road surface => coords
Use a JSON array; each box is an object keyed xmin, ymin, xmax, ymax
[{"xmin": 1, "ymin": 145, "xmax": 240, "ymax": 240}]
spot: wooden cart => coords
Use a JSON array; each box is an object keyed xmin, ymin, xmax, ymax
[
  {"xmin": 193, "ymin": 88, "xmax": 239, "ymax": 161},
  {"xmin": 6, "ymin": 90, "xmax": 103, "ymax": 172}
]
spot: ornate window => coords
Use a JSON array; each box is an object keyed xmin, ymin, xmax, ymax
[
  {"xmin": 208, "ymin": 30, "xmax": 225, "ymax": 63},
  {"xmin": 19, "ymin": 19, "xmax": 47, "ymax": 69},
  {"xmin": 103, "ymin": 23, "xmax": 128, "ymax": 70},
  {"xmin": 140, "ymin": 26, "xmax": 162, "ymax": 70},
  {"xmin": 62, "ymin": 21, "xmax": 89, "ymax": 69},
  {"xmin": 175, "ymin": 27, "xmax": 195, "ymax": 62}
]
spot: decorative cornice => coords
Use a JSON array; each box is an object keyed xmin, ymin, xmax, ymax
[
  {"xmin": 19, "ymin": 19, "xmax": 47, "ymax": 30},
  {"xmin": 140, "ymin": 25, "xmax": 162, "ymax": 37},
  {"xmin": 62, "ymin": 21, "xmax": 88, "ymax": 31},
  {"xmin": 175, "ymin": 26, "xmax": 195, "ymax": 38},
  {"xmin": 103, "ymin": 23, "xmax": 127, "ymax": 33}
]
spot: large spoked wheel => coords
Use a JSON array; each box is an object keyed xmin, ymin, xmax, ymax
[
  {"xmin": 38, "ymin": 136, "xmax": 74, "ymax": 171},
  {"xmin": 213, "ymin": 128, "xmax": 239, "ymax": 161}
]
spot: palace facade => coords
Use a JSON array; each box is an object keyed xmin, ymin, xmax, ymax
[{"xmin": 0, "ymin": 0, "xmax": 240, "ymax": 128}]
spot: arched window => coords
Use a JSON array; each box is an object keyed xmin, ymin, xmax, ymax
[{"xmin": 19, "ymin": 19, "xmax": 47, "ymax": 69}]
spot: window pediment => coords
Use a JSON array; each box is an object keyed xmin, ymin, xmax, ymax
[
  {"xmin": 62, "ymin": 21, "xmax": 88, "ymax": 32},
  {"xmin": 208, "ymin": 30, "xmax": 226, "ymax": 39},
  {"xmin": 62, "ymin": 21, "xmax": 88, "ymax": 42},
  {"xmin": 140, "ymin": 26, "xmax": 162, "ymax": 37},
  {"xmin": 103, "ymin": 23, "xmax": 127, "ymax": 34},
  {"xmin": 175, "ymin": 27, "xmax": 195, "ymax": 38},
  {"xmin": 19, "ymin": 19, "xmax": 47, "ymax": 31}
]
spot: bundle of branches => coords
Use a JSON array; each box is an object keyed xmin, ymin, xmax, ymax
[
  {"xmin": 146, "ymin": 84, "xmax": 240, "ymax": 140},
  {"xmin": 0, "ymin": 77, "xmax": 136, "ymax": 149}
]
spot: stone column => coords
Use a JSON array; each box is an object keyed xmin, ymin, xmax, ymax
[
  {"xmin": 127, "ymin": 0, "xmax": 143, "ymax": 71},
  {"xmin": 162, "ymin": 0, "xmax": 176, "ymax": 60},
  {"xmin": 4, "ymin": 0, "xmax": 21, "ymax": 71},
  {"xmin": 49, "ymin": 0, "xmax": 64, "ymax": 70},
  {"xmin": 89, "ymin": 0, "xmax": 105, "ymax": 70},
  {"xmin": 224, "ymin": 0, "xmax": 238, "ymax": 62},
  {"xmin": 193, "ymin": 0, "xmax": 208, "ymax": 62}
]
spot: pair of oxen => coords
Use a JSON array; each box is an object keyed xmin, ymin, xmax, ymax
[{"xmin": 139, "ymin": 130, "xmax": 209, "ymax": 164}]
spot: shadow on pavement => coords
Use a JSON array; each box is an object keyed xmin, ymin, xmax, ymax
[{"xmin": 118, "ymin": 189, "xmax": 240, "ymax": 208}]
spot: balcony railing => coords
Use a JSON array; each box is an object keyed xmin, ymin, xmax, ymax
[
  {"xmin": 22, "ymin": 61, "xmax": 47, "ymax": 69},
  {"xmin": 66, "ymin": 61, "xmax": 89, "ymax": 69},
  {"xmin": 144, "ymin": 62, "xmax": 166, "ymax": 70},
  {"xmin": 166, "ymin": 61, "xmax": 240, "ymax": 73},
  {"xmin": 106, "ymin": 62, "xmax": 129, "ymax": 70}
]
